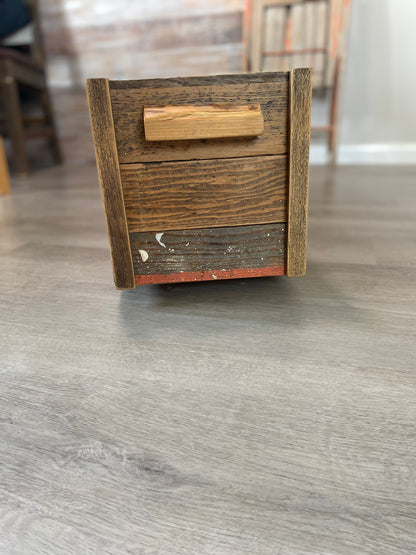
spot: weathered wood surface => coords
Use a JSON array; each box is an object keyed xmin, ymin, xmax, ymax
[
  {"xmin": 143, "ymin": 104, "xmax": 264, "ymax": 141},
  {"xmin": 121, "ymin": 155, "xmax": 287, "ymax": 232},
  {"xmin": 110, "ymin": 73, "xmax": 289, "ymax": 163},
  {"xmin": 86, "ymin": 78, "xmax": 135, "ymax": 289},
  {"xmin": 1, "ymin": 164, "xmax": 416, "ymax": 553},
  {"xmin": 42, "ymin": 0, "xmax": 244, "ymax": 90},
  {"xmin": 287, "ymin": 68, "xmax": 312, "ymax": 277},
  {"xmin": 130, "ymin": 223, "xmax": 286, "ymax": 283}
]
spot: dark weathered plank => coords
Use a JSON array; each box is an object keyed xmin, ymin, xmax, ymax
[
  {"xmin": 121, "ymin": 155, "xmax": 287, "ymax": 233},
  {"xmin": 286, "ymin": 67, "xmax": 312, "ymax": 277},
  {"xmin": 130, "ymin": 223, "xmax": 286, "ymax": 284},
  {"xmin": 86, "ymin": 78, "xmax": 135, "ymax": 289},
  {"xmin": 110, "ymin": 72, "xmax": 289, "ymax": 163}
]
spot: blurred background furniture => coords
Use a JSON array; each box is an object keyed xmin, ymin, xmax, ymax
[
  {"xmin": 0, "ymin": 0, "xmax": 61, "ymax": 175},
  {"xmin": 244, "ymin": 0, "xmax": 351, "ymax": 163},
  {"xmin": 0, "ymin": 136, "xmax": 11, "ymax": 194}
]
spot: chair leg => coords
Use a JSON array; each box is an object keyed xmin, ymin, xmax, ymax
[
  {"xmin": 0, "ymin": 74, "xmax": 30, "ymax": 175},
  {"xmin": 0, "ymin": 136, "xmax": 11, "ymax": 194},
  {"xmin": 328, "ymin": 57, "xmax": 341, "ymax": 166},
  {"xmin": 40, "ymin": 88, "xmax": 62, "ymax": 165}
]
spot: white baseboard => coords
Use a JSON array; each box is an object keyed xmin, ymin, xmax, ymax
[{"xmin": 310, "ymin": 143, "xmax": 416, "ymax": 165}]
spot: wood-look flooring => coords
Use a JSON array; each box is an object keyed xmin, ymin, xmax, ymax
[{"xmin": 1, "ymin": 164, "xmax": 415, "ymax": 554}]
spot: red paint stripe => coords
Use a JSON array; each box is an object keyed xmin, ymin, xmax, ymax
[
  {"xmin": 284, "ymin": 18, "xmax": 293, "ymax": 51},
  {"xmin": 135, "ymin": 266, "xmax": 285, "ymax": 286}
]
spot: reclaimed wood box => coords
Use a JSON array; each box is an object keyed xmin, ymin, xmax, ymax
[{"xmin": 87, "ymin": 69, "xmax": 311, "ymax": 289}]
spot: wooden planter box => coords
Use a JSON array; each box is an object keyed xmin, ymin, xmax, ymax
[{"xmin": 87, "ymin": 69, "xmax": 311, "ymax": 289}]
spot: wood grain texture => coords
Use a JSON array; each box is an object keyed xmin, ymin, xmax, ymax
[
  {"xmin": 1, "ymin": 164, "xmax": 416, "ymax": 553},
  {"xmin": 110, "ymin": 72, "xmax": 289, "ymax": 164},
  {"xmin": 121, "ymin": 155, "xmax": 287, "ymax": 232},
  {"xmin": 286, "ymin": 67, "xmax": 312, "ymax": 277},
  {"xmin": 130, "ymin": 223, "xmax": 286, "ymax": 281},
  {"xmin": 86, "ymin": 78, "xmax": 135, "ymax": 289},
  {"xmin": 143, "ymin": 104, "xmax": 264, "ymax": 141}
]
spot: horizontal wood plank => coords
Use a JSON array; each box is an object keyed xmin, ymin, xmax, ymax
[
  {"xmin": 110, "ymin": 72, "xmax": 289, "ymax": 163},
  {"xmin": 110, "ymin": 72, "xmax": 289, "ymax": 89},
  {"xmin": 144, "ymin": 104, "xmax": 264, "ymax": 141},
  {"xmin": 130, "ymin": 223, "xmax": 286, "ymax": 282},
  {"xmin": 135, "ymin": 266, "xmax": 285, "ymax": 285},
  {"xmin": 121, "ymin": 155, "xmax": 287, "ymax": 232}
]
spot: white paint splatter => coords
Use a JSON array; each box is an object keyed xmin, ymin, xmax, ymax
[
  {"xmin": 169, "ymin": 248, "xmax": 175, "ymax": 252},
  {"xmin": 185, "ymin": 242, "xmax": 190, "ymax": 247},
  {"xmin": 212, "ymin": 274, "xmax": 218, "ymax": 279},
  {"xmin": 155, "ymin": 233, "xmax": 166, "ymax": 248},
  {"xmin": 139, "ymin": 249, "xmax": 149, "ymax": 262}
]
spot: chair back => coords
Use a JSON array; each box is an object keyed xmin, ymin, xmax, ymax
[{"xmin": 245, "ymin": 0, "xmax": 351, "ymax": 91}]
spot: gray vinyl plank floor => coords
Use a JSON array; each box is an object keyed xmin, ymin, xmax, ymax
[{"xmin": 0, "ymin": 164, "xmax": 415, "ymax": 554}]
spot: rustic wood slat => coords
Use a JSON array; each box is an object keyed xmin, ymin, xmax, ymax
[
  {"xmin": 121, "ymin": 155, "xmax": 287, "ymax": 233},
  {"xmin": 109, "ymin": 73, "xmax": 288, "ymax": 89},
  {"xmin": 130, "ymin": 223, "xmax": 286, "ymax": 284},
  {"xmin": 143, "ymin": 104, "xmax": 264, "ymax": 141},
  {"xmin": 86, "ymin": 78, "xmax": 135, "ymax": 289},
  {"xmin": 286, "ymin": 68, "xmax": 312, "ymax": 277},
  {"xmin": 110, "ymin": 73, "xmax": 289, "ymax": 164}
]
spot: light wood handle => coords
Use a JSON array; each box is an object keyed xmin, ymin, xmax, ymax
[{"xmin": 143, "ymin": 104, "xmax": 264, "ymax": 141}]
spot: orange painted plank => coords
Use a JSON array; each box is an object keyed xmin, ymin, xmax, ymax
[{"xmin": 135, "ymin": 266, "xmax": 285, "ymax": 286}]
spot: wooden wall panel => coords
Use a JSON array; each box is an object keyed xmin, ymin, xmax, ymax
[{"xmin": 40, "ymin": 0, "xmax": 246, "ymax": 90}]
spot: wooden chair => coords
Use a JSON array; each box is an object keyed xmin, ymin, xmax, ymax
[
  {"xmin": 0, "ymin": 0, "xmax": 61, "ymax": 174},
  {"xmin": 244, "ymin": 0, "xmax": 351, "ymax": 163}
]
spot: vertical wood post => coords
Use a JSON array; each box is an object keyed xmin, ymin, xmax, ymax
[
  {"xmin": 250, "ymin": 0, "xmax": 265, "ymax": 72},
  {"xmin": 87, "ymin": 78, "xmax": 135, "ymax": 289},
  {"xmin": 0, "ymin": 63, "xmax": 30, "ymax": 175},
  {"xmin": 0, "ymin": 136, "xmax": 11, "ymax": 195},
  {"xmin": 287, "ymin": 67, "xmax": 312, "ymax": 277}
]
